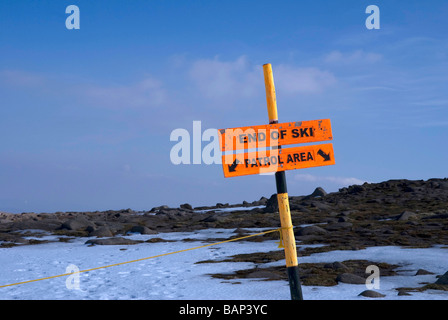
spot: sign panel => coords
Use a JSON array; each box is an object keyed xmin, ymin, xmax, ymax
[
  {"xmin": 218, "ymin": 119, "xmax": 332, "ymax": 152},
  {"xmin": 221, "ymin": 143, "xmax": 335, "ymax": 178}
]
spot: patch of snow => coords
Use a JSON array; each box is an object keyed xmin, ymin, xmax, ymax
[{"xmin": 0, "ymin": 228, "xmax": 447, "ymax": 300}]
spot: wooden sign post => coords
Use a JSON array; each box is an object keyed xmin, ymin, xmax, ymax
[{"xmin": 217, "ymin": 63, "xmax": 335, "ymax": 300}]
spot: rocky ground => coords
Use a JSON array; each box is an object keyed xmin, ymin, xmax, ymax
[{"xmin": 1, "ymin": 177, "xmax": 448, "ymax": 297}]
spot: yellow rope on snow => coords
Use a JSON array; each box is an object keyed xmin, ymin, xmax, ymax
[{"xmin": 0, "ymin": 227, "xmax": 285, "ymax": 289}]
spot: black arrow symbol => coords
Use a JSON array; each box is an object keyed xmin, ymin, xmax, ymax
[
  {"xmin": 317, "ymin": 149, "xmax": 331, "ymax": 161},
  {"xmin": 228, "ymin": 159, "xmax": 240, "ymax": 172}
]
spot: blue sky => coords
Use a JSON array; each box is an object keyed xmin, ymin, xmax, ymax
[{"xmin": 1, "ymin": 1, "xmax": 447, "ymax": 213}]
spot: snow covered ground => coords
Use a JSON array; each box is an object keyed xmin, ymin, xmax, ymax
[{"xmin": 1, "ymin": 227, "xmax": 447, "ymax": 300}]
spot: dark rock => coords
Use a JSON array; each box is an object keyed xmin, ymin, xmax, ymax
[
  {"xmin": 438, "ymin": 181, "xmax": 448, "ymax": 190},
  {"xmin": 129, "ymin": 225, "xmax": 158, "ymax": 235},
  {"xmin": 310, "ymin": 201, "xmax": 332, "ymax": 210},
  {"xmin": 157, "ymin": 209, "xmax": 192, "ymax": 220},
  {"xmin": 234, "ymin": 228, "xmax": 251, "ymax": 234},
  {"xmin": 252, "ymin": 197, "xmax": 268, "ymax": 206},
  {"xmin": 61, "ymin": 217, "xmax": 95, "ymax": 231},
  {"xmin": 180, "ymin": 203, "xmax": 193, "ymax": 210},
  {"xmin": 85, "ymin": 237, "xmax": 142, "ymax": 246},
  {"xmin": 309, "ymin": 187, "xmax": 327, "ymax": 198},
  {"xmin": 358, "ymin": 290, "xmax": 385, "ymax": 298},
  {"xmin": 11, "ymin": 219, "xmax": 62, "ymax": 232},
  {"xmin": 415, "ymin": 269, "xmax": 434, "ymax": 276},
  {"xmin": 336, "ymin": 273, "xmax": 366, "ymax": 284},
  {"xmin": 85, "ymin": 225, "xmax": 95, "ymax": 233},
  {"xmin": 263, "ymin": 194, "xmax": 278, "ymax": 213},
  {"xmin": 397, "ymin": 289, "xmax": 412, "ymax": 296},
  {"xmin": 216, "ymin": 203, "xmax": 229, "ymax": 208},
  {"xmin": 435, "ymin": 271, "xmax": 448, "ymax": 285},
  {"xmin": 338, "ymin": 216, "xmax": 351, "ymax": 223},
  {"xmin": 242, "ymin": 201, "xmax": 251, "ymax": 207},
  {"xmin": 201, "ymin": 214, "xmax": 219, "ymax": 223},
  {"xmin": 150, "ymin": 205, "xmax": 169, "ymax": 212},
  {"xmin": 396, "ymin": 211, "xmax": 416, "ymax": 221},
  {"xmin": 325, "ymin": 222, "xmax": 353, "ymax": 231},
  {"xmin": 145, "ymin": 237, "xmax": 174, "ymax": 243},
  {"xmin": 338, "ymin": 187, "xmax": 348, "ymax": 194},
  {"xmin": 249, "ymin": 207, "xmax": 265, "ymax": 213},
  {"xmin": 347, "ymin": 185, "xmax": 365, "ymax": 194},
  {"xmin": 246, "ymin": 270, "xmax": 282, "ymax": 280},
  {"xmin": 295, "ymin": 225, "xmax": 328, "ymax": 236},
  {"xmin": 403, "ymin": 186, "xmax": 416, "ymax": 192},
  {"xmin": 89, "ymin": 226, "xmax": 113, "ymax": 238},
  {"xmin": 423, "ymin": 213, "xmax": 448, "ymax": 220},
  {"xmin": 289, "ymin": 203, "xmax": 310, "ymax": 213},
  {"xmin": 324, "ymin": 261, "xmax": 349, "ymax": 271},
  {"xmin": 340, "ymin": 210, "xmax": 356, "ymax": 216}
]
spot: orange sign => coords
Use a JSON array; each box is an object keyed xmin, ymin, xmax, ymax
[
  {"xmin": 218, "ymin": 119, "xmax": 332, "ymax": 152},
  {"xmin": 221, "ymin": 143, "xmax": 335, "ymax": 178}
]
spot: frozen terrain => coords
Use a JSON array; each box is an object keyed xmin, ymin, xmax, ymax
[{"xmin": 1, "ymin": 227, "xmax": 447, "ymax": 300}]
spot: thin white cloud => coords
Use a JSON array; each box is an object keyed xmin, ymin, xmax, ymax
[
  {"xmin": 83, "ymin": 77, "xmax": 167, "ymax": 109},
  {"xmin": 294, "ymin": 173, "xmax": 366, "ymax": 186},
  {"xmin": 0, "ymin": 69, "xmax": 168, "ymax": 110},
  {"xmin": 274, "ymin": 65, "xmax": 336, "ymax": 94},
  {"xmin": 189, "ymin": 56, "xmax": 337, "ymax": 100},
  {"xmin": 188, "ymin": 55, "xmax": 262, "ymax": 99},
  {"xmin": 324, "ymin": 50, "xmax": 382, "ymax": 64}
]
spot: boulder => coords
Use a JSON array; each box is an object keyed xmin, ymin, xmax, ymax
[
  {"xmin": 157, "ymin": 209, "xmax": 193, "ymax": 220},
  {"xmin": 397, "ymin": 289, "xmax": 412, "ymax": 296},
  {"xmin": 415, "ymin": 269, "xmax": 434, "ymax": 276},
  {"xmin": 358, "ymin": 290, "xmax": 385, "ymax": 298},
  {"xmin": 251, "ymin": 197, "xmax": 268, "ymax": 206},
  {"xmin": 347, "ymin": 185, "xmax": 365, "ymax": 194},
  {"xmin": 216, "ymin": 203, "xmax": 229, "ymax": 208},
  {"xmin": 310, "ymin": 201, "xmax": 332, "ymax": 210},
  {"xmin": 89, "ymin": 226, "xmax": 113, "ymax": 238},
  {"xmin": 309, "ymin": 187, "xmax": 327, "ymax": 198},
  {"xmin": 61, "ymin": 217, "xmax": 95, "ymax": 231},
  {"xmin": 295, "ymin": 225, "xmax": 328, "ymax": 236},
  {"xmin": 150, "ymin": 205, "xmax": 169, "ymax": 213},
  {"xmin": 435, "ymin": 271, "xmax": 448, "ymax": 285},
  {"xmin": 85, "ymin": 237, "xmax": 142, "ymax": 246},
  {"xmin": 263, "ymin": 194, "xmax": 278, "ymax": 213},
  {"xmin": 336, "ymin": 273, "xmax": 366, "ymax": 284},
  {"xmin": 180, "ymin": 203, "xmax": 193, "ymax": 210},
  {"xmin": 12, "ymin": 219, "xmax": 62, "ymax": 232},
  {"xmin": 396, "ymin": 211, "xmax": 416, "ymax": 221},
  {"xmin": 324, "ymin": 261, "xmax": 349, "ymax": 271},
  {"xmin": 129, "ymin": 225, "xmax": 158, "ymax": 235}
]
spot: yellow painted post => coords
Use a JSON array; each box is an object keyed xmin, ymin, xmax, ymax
[
  {"xmin": 263, "ymin": 64, "xmax": 278, "ymax": 123},
  {"xmin": 263, "ymin": 63, "xmax": 303, "ymax": 300}
]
